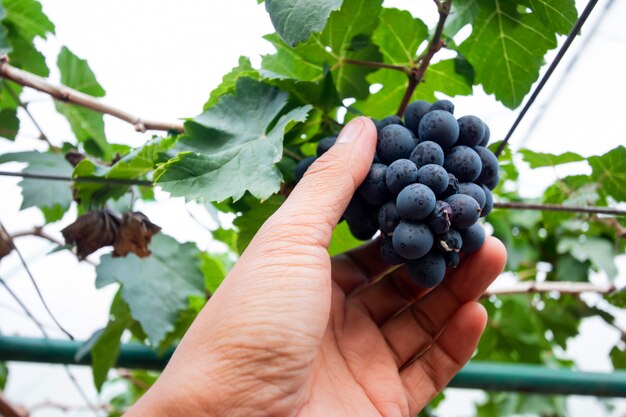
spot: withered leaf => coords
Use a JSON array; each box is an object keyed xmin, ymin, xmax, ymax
[
  {"xmin": 61, "ymin": 209, "xmax": 121, "ymax": 259},
  {"xmin": 113, "ymin": 212, "xmax": 161, "ymax": 258},
  {"xmin": 64, "ymin": 151, "xmax": 86, "ymax": 167},
  {"xmin": 0, "ymin": 227, "xmax": 14, "ymax": 261}
]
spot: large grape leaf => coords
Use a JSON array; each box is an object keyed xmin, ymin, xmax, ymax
[
  {"xmin": 372, "ymin": 8, "xmax": 428, "ymax": 66},
  {"xmin": 96, "ymin": 233, "xmax": 205, "ymax": 346},
  {"xmin": 265, "ymin": 0, "xmax": 343, "ymax": 47},
  {"xmin": 0, "ymin": 151, "xmax": 73, "ymax": 222},
  {"xmin": 6, "ymin": 29, "xmax": 48, "ymax": 76},
  {"xmin": 72, "ymin": 136, "xmax": 175, "ymax": 208},
  {"xmin": 519, "ymin": 0, "xmax": 578, "ymax": 35},
  {"xmin": 557, "ymin": 237, "xmax": 618, "ymax": 279},
  {"xmin": 55, "ymin": 47, "xmax": 112, "ymax": 160},
  {"xmin": 0, "ymin": 5, "xmax": 10, "ymax": 54},
  {"xmin": 261, "ymin": 0, "xmax": 383, "ymax": 99},
  {"xmin": 518, "ymin": 149, "xmax": 585, "ymax": 168},
  {"xmin": 156, "ymin": 78, "xmax": 311, "ymax": 202},
  {"xmin": 1, "ymin": 0, "xmax": 54, "ymax": 42},
  {"xmin": 588, "ymin": 146, "xmax": 626, "ymax": 201},
  {"xmin": 232, "ymin": 194, "xmax": 284, "ymax": 253},
  {"xmin": 458, "ymin": 0, "xmax": 558, "ymax": 109},
  {"xmin": 443, "ymin": 0, "xmax": 479, "ymax": 39},
  {"xmin": 0, "ymin": 109, "xmax": 19, "ymax": 140},
  {"xmin": 203, "ymin": 56, "xmax": 260, "ymax": 110}
]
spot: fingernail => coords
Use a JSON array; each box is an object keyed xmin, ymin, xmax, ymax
[{"xmin": 337, "ymin": 117, "xmax": 366, "ymax": 144}]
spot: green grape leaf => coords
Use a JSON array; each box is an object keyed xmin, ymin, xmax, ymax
[
  {"xmin": 458, "ymin": 0, "xmax": 558, "ymax": 109},
  {"xmin": 328, "ymin": 221, "xmax": 362, "ymax": 256},
  {"xmin": 588, "ymin": 146, "xmax": 626, "ymax": 201},
  {"xmin": 518, "ymin": 149, "xmax": 585, "ymax": 168},
  {"xmin": 555, "ymin": 255, "xmax": 589, "ymax": 282},
  {"xmin": 2, "ymin": 0, "xmax": 54, "ymax": 41},
  {"xmin": 6, "ymin": 29, "xmax": 48, "ymax": 76},
  {"xmin": 611, "ymin": 345, "xmax": 626, "ymax": 370},
  {"xmin": 72, "ymin": 136, "xmax": 175, "ymax": 208},
  {"xmin": 156, "ymin": 78, "xmax": 311, "ymax": 202},
  {"xmin": 519, "ymin": 0, "xmax": 578, "ymax": 35},
  {"xmin": 372, "ymin": 8, "xmax": 428, "ymax": 66},
  {"xmin": 0, "ymin": 151, "xmax": 73, "ymax": 222},
  {"xmin": 200, "ymin": 252, "xmax": 230, "ymax": 293},
  {"xmin": 232, "ymin": 193, "xmax": 285, "ymax": 254},
  {"xmin": 203, "ymin": 56, "xmax": 260, "ymax": 110},
  {"xmin": 261, "ymin": 0, "xmax": 383, "ymax": 99},
  {"xmin": 0, "ymin": 5, "xmax": 11, "ymax": 54},
  {"xmin": 55, "ymin": 46, "xmax": 112, "ymax": 160},
  {"xmin": 265, "ymin": 0, "xmax": 343, "ymax": 47},
  {"xmin": 606, "ymin": 287, "xmax": 626, "ymax": 308},
  {"xmin": 0, "ymin": 109, "xmax": 19, "ymax": 140},
  {"xmin": 353, "ymin": 58, "xmax": 473, "ymax": 119},
  {"xmin": 443, "ymin": 0, "xmax": 480, "ymax": 39},
  {"xmin": 478, "ymin": 392, "xmax": 567, "ymax": 417},
  {"xmin": 557, "ymin": 237, "xmax": 618, "ymax": 279},
  {"xmin": 96, "ymin": 234, "xmax": 205, "ymax": 346},
  {"xmin": 0, "ymin": 361, "xmax": 7, "ymax": 390}
]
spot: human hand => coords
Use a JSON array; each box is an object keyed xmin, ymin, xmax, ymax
[{"xmin": 127, "ymin": 117, "xmax": 507, "ymax": 417}]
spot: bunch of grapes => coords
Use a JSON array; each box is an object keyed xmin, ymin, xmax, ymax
[{"xmin": 295, "ymin": 99, "xmax": 500, "ymax": 288}]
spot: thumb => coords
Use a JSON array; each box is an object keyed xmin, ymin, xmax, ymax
[{"xmin": 275, "ymin": 116, "xmax": 378, "ymax": 247}]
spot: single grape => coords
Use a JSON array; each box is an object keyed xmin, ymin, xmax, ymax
[
  {"xmin": 443, "ymin": 251, "xmax": 460, "ymax": 268},
  {"xmin": 429, "ymin": 99, "xmax": 454, "ymax": 114},
  {"xmin": 407, "ymin": 250, "xmax": 446, "ymax": 287},
  {"xmin": 457, "ymin": 115, "xmax": 485, "ymax": 147},
  {"xmin": 445, "ymin": 194, "xmax": 481, "ymax": 230},
  {"xmin": 377, "ymin": 115, "xmax": 404, "ymax": 132},
  {"xmin": 381, "ymin": 237, "xmax": 404, "ymax": 265},
  {"xmin": 392, "ymin": 222, "xmax": 434, "ymax": 259},
  {"xmin": 377, "ymin": 124, "xmax": 416, "ymax": 165},
  {"xmin": 427, "ymin": 200, "xmax": 453, "ymax": 234},
  {"xmin": 343, "ymin": 194, "xmax": 370, "ymax": 222},
  {"xmin": 418, "ymin": 110, "xmax": 459, "ymax": 149},
  {"xmin": 439, "ymin": 173, "xmax": 460, "ymax": 199},
  {"xmin": 483, "ymin": 170, "xmax": 500, "ymax": 190},
  {"xmin": 358, "ymin": 163, "xmax": 390, "ymax": 205},
  {"xmin": 474, "ymin": 146, "xmax": 499, "ymax": 186},
  {"xmin": 295, "ymin": 156, "xmax": 316, "ymax": 182},
  {"xmin": 316, "ymin": 136, "xmax": 337, "ymax": 157},
  {"xmin": 396, "ymin": 183, "xmax": 436, "ymax": 221},
  {"xmin": 437, "ymin": 229, "xmax": 463, "ymax": 252},
  {"xmin": 458, "ymin": 182, "xmax": 486, "ymax": 209},
  {"xmin": 404, "ymin": 100, "xmax": 431, "ymax": 137},
  {"xmin": 443, "ymin": 145, "xmax": 482, "ymax": 182},
  {"xmin": 481, "ymin": 185, "xmax": 493, "ymax": 217},
  {"xmin": 409, "ymin": 141, "xmax": 444, "ymax": 168},
  {"xmin": 460, "ymin": 223, "xmax": 485, "ymax": 253},
  {"xmin": 386, "ymin": 159, "xmax": 419, "ymax": 195},
  {"xmin": 378, "ymin": 202, "xmax": 400, "ymax": 235},
  {"xmin": 478, "ymin": 124, "xmax": 490, "ymax": 147},
  {"xmin": 417, "ymin": 164, "xmax": 449, "ymax": 195},
  {"xmin": 347, "ymin": 216, "xmax": 378, "ymax": 241}
]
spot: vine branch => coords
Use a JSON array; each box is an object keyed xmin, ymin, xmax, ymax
[
  {"xmin": 343, "ymin": 58, "xmax": 411, "ymax": 74},
  {"xmin": 493, "ymin": 202, "xmax": 626, "ymax": 216},
  {"xmin": 11, "ymin": 227, "xmax": 97, "ymax": 266},
  {"xmin": 396, "ymin": 0, "xmax": 452, "ymax": 116},
  {"xmin": 0, "ymin": 55, "xmax": 184, "ymax": 133},
  {"xmin": 483, "ymin": 281, "xmax": 616, "ymax": 297}
]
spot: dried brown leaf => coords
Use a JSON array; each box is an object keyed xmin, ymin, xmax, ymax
[
  {"xmin": 113, "ymin": 212, "xmax": 161, "ymax": 258},
  {"xmin": 0, "ymin": 227, "xmax": 14, "ymax": 260},
  {"xmin": 61, "ymin": 209, "xmax": 121, "ymax": 259}
]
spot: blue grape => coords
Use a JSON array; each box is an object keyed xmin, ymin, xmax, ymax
[
  {"xmin": 460, "ymin": 223, "xmax": 485, "ymax": 253},
  {"xmin": 386, "ymin": 159, "xmax": 418, "ymax": 195},
  {"xmin": 418, "ymin": 110, "xmax": 459, "ymax": 149},
  {"xmin": 474, "ymin": 146, "xmax": 499, "ymax": 186},
  {"xmin": 427, "ymin": 200, "xmax": 452, "ymax": 234},
  {"xmin": 316, "ymin": 136, "xmax": 337, "ymax": 157},
  {"xmin": 430, "ymin": 99, "xmax": 454, "ymax": 114},
  {"xmin": 392, "ymin": 222, "xmax": 434, "ymax": 259},
  {"xmin": 396, "ymin": 183, "xmax": 436, "ymax": 221},
  {"xmin": 381, "ymin": 237, "xmax": 404, "ymax": 265},
  {"xmin": 376, "ymin": 115, "xmax": 404, "ymax": 132},
  {"xmin": 378, "ymin": 202, "xmax": 400, "ymax": 234},
  {"xmin": 377, "ymin": 124, "xmax": 416, "ymax": 165},
  {"xmin": 445, "ymin": 194, "xmax": 481, "ymax": 230},
  {"xmin": 457, "ymin": 115, "xmax": 485, "ymax": 147},
  {"xmin": 437, "ymin": 229, "xmax": 463, "ymax": 252},
  {"xmin": 343, "ymin": 194, "xmax": 371, "ymax": 222},
  {"xmin": 443, "ymin": 251, "xmax": 460, "ymax": 268},
  {"xmin": 347, "ymin": 216, "xmax": 378, "ymax": 241},
  {"xmin": 358, "ymin": 163, "xmax": 390, "ymax": 205},
  {"xmin": 439, "ymin": 173, "xmax": 460, "ymax": 199},
  {"xmin": 407, "ymin": 250, "xmax": 446, "ymax": 287},
  {"xmin": 404, "ymin": 100, "xmax": 431, "ymax": 137},
  {"xmin": 478, "ymin": 124, "xmax": 490, "ymax": 147},
  {"xmin": 481, "ymin": 185, "xmax": 493, "ymax": 217},
  {"xmin": 409, "ymin": 141, "xmax": 444, "ymax": 168},
  {"xmin": 443, "ymin": 145, "xmax": 482, "ymax": 182},
  {"xmin": 458, "ymin": 182, "xmax": 486, "ymax": 210},
  {"xmin": 483, "ymin": 170, "xmax": 500, "ymax": 190},
  {"xmin": 295, "ymin": 156, "xmax": 316, "ymax": 182},
  {"xmin": 418, "ymin": 164, "xmax": 449, "ymax": 195}
]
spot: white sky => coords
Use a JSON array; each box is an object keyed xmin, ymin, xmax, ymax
[{"xmin": 1, "ymin": 0, "xmax": 626, "ymax": 416}]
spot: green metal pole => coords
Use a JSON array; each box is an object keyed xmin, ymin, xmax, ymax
[{"xmin": 2, "ymin": 335, "xmax": 626, "ymax": 397}]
